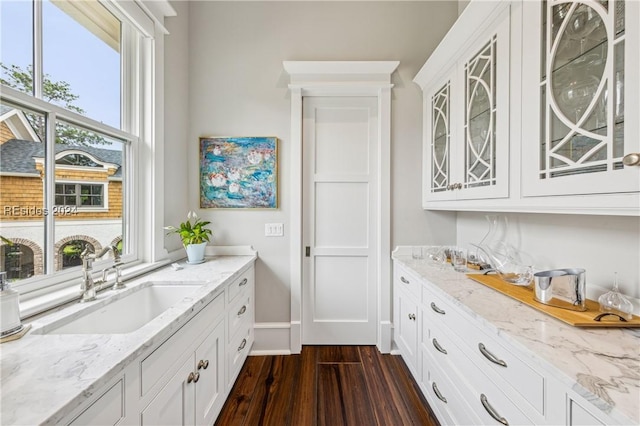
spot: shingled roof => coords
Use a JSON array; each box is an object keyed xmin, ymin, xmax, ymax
[{"xmin": 0, "ymin": 139, "xmax": 123, "ymax": 177}]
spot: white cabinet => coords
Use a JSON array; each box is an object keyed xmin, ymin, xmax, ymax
[
  {"xmin": 416, "ymin": 2, "xmax": 512, "ymax": 204},
  {"xmin": 393, "ymin": 264, "xmax": 420, "ymax": 374},
  {"xmin": 225, "ymin": 267, "xmax": 254, "ymax": 390},
  {"xmin": 521, "ymin": 0, "xmax": 640, "ymax": 200},
  {"xmin": 61, "ymin": 262, "xmax": 256, "ymax": 426},
  {"xmin": 67, "ymin": 376, "xmax": 125, "ymax": 426},
  {"xmin": 415, "ymin": 0, "xmax": 640, "ymax": 214},
  {"xmin": 392, "ymin": 258, "xmax": 630, "ymax": 426},
  {"xmin": 141, "ymin": 319, "xmax": 225, "ymax": 426}
]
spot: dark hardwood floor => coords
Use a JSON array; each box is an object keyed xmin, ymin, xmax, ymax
[{"xmin": 215, "ymin": 346, "xmax": 440, "ymax": 426}]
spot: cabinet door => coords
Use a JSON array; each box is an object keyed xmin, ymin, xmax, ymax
[
  {"xmin": 522, "ymin": 0, "xmax": 640, "ymax": 197},
  {"xmin": 394, "ymin": 286, "xmax": 419, "ymax": 373},
  {"xmin": 454, "ymin": 4, "xmax": 511, "ymax": 201},
  {"xmin": 195, "ymin": 320, "xmax": 225, "ymax": 426},
  {"xmin": 423, "ymin": 73, "xmax": 456, "ymax": 202},
  {"xmin": 141, "ymin": 354, "xmax": 196, "ymax": 426},
  {"xmin": 422, "ymin": 4, "xmax": 511, "ymax": 205}
]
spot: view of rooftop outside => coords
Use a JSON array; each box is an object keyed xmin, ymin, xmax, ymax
[{"xmin": 0, "ymin": 0, "xmax": 125, "ymax": 284}]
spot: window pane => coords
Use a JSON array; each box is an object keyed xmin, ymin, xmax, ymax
[
  {"xmin": 0, "ymin": 102, "xmax": 47, "ymax": 283},
  {"xmin": 0, "ymin": 0, "xmax": 34, "ymax": 96},
  {"xmin": 54, "ymin": 122, "xmax": 126, "ymax": 270},
  {"xmin": 43, "ymin": 0, "xmax": 121, "ymax": 128}
]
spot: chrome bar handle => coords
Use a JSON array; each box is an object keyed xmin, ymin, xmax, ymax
[
  {"xmin": 432, "ymin": 338, "xmax": 447, "ymax": 355},
  {"xmin": 478, "ymin": 343, "xmax": 507, "ymax": 367},
  {"xmin": 400, "ymin": 276, "xmax": 410, "ymax": 284},
  {"xmin": 432, "ymin": 382, "xmax": 447, "ymax": 403},
  {"xmin": 430, "ymin": 302, "xmax": 445, "ymax": 315},
  {"xmin": 481, "ymin": 394, "xmax": 508, "ymax": 425}
]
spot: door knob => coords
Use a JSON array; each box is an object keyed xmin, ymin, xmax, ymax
[{"xmin": 622, "ymin": 153, "xmax": 640, "ymax": 166}]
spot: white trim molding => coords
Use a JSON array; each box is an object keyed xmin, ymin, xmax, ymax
[
  {"xmin": 251, "ymin": 322, "xmax": 292, "ymax": 356},
  {"xmin": 283, "ymin": 60, "xmax": 399, "ymax": 354}
]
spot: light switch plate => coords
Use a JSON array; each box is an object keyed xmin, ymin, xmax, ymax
[{"xmin": 265, "ymin": 223, "xmax": 284, "ymax": 237}]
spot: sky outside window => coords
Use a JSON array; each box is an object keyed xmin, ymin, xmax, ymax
[{"xmin": 1, "ymin": 0, "xmax": 121, "ymax": 129}]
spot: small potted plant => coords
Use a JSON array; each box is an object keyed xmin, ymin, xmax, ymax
[{"xmin": 164, "ymin": 211, "xmax": 212, "ymax": 264}]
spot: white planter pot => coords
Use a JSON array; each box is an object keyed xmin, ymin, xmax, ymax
[{"xmin": 185, "ymin": 242, "xmax": 207, "ymax": 263}]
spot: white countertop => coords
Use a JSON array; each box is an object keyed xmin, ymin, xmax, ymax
[
  {"xmin": 393, "ymin": 253, "xmax": 640, "ymax": 425},
  {"xmin": 0, "ymin": 254, "xmax": 256, "ymax": 426}
]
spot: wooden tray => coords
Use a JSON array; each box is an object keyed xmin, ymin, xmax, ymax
[{"xmin": 466, "ymin": 273, "xmax": 640, "ymax": 328}]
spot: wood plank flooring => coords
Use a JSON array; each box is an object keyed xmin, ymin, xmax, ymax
[{"xmin": 215, "ymin": 346, "xmax": 440, "ymax": 426}]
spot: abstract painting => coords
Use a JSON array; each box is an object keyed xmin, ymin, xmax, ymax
[{"xmin": 200, "ymin": 136, "xmax": 278, "ymax": 208}]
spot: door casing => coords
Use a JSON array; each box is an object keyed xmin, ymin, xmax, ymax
[{"xmin": 283, "ymin": 61, "xmax": 399, "ymax": 354}]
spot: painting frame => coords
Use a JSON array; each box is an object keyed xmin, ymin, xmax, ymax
[{"xmin": 199, "ymin": 136, "xmax": 278, "ymax": 209}]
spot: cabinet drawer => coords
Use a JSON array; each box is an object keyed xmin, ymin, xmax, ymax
[
  {"xmin": 424, "ymin": 350, "xmax": 481, "ymax": 426},
  {"xmin": 227, "ymin": 267, "xmax": 253, "ymax": 305},
  {"xmin": 394, "ymin": 264, "xmax": 421, "ymax": 298},
  {"xmin": 444, "ymin": 330, "xmax": 534, "ymax": 426},
  {"xmin": 140, "ymin": 292, "xmax": 224, "ymax": 397},
  {"xmin": 422, "ymin": 283, "xmax": 544, "ymax": 415},
  {"xmin": 227, "ymin": 323, "xmax": 253, "ymax": 388},
  {"xmin": 228, "ymin": 292, "xmax": 252, "ymax": 342},
  {"xmin": 68, "ymin": 379, "xmax": 124, "ymax": 426}
]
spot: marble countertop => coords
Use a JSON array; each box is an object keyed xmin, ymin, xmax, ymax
[
  {"xmin": 0, "ymin": 254, "xmax": 256, "ymax": 426},
  {"xmin": 393, "ymin": 253, "xmax": 640, "ymax": 425}
]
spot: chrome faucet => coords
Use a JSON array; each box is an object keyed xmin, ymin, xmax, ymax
[
  {"xmin": 98, "ymin": 246, "xmax": 125, "ymax": 290},
  {"xmin": 80, "ymin": 247, "xmax": 97, "ymax": 302},
  {"xmin": 80, "ymin": 245, "xmax": 124, "ymax": 302}
]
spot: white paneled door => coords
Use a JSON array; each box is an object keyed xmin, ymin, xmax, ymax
[{"xmin": 302, "ymin": 96, "xmax": 378, "ymax": 344}]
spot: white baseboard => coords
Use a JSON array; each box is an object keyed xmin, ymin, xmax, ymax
[
  {"xmin": 378, "ymin": 320, "xmax": 392, "ymax": 354},
  {"xmin": 250, "ymin": 322, "xmax": 291, "ymax": 355}
]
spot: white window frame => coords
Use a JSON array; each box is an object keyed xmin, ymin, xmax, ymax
[
  {"xmin": 0, "ymin": 0, "xmax": 175, "ymax": 315},
  {"xmin": 54, "ymin": 181, "xmax": 109, "ymax": 210}
]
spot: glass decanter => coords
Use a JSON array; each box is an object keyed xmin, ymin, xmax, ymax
[{"xmin": 598, "ymin": 273, "xmax": 634, "ymax": 320}]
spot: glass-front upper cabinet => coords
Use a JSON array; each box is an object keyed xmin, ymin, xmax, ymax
[
  {"xmin": 522, "ymin": 0, "xmax": 640, "ymax": 197},
  {"xmin": 420, "ymin": 3, "xmax": 511, "ymax": 204}
]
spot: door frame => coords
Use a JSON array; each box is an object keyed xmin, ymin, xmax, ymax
[{"xmin": 283, "ymin": 61, "xmax": 399, "ymax": 354}]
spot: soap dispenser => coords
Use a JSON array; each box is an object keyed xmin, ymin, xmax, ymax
[{"xmin": 1, "ymin": 271, "xmax": 23, "ymax": 337}]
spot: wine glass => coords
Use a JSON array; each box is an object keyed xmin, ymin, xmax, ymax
[{"xmin": 598, "ymin": 272, "xmax": 634, "ymax": 320}]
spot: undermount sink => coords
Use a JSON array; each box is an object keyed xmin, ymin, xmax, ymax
[{"xmin": 33, "ymin": 282, "xmax": 204, "ymax": 335}]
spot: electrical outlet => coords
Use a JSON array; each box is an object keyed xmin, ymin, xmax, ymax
[{"xmin": 264, "ymin": 223, "xmax": 284, "ymax": 237}]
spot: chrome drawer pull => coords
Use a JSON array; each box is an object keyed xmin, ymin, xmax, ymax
[
  {"xmin": 198, "ymin": 359, "xmax": 209, "ymax": 370},
  {"xmin": 481, "ymin": 394, "xmax": 508, "ymax": 425},
  {"xmin": 432, "ymin": 382, "xmax": 447, "ymax": 403},
  {"xmin": 193, "ymin": 372, "xmax": 200, "ymax": 383},
  {"xmin": 238, "ymin": 305, "xmax": 247, "ymax": 316},
  {"xmin": 430, "ymin": 302, "xmax": 445, "ymax": 315},
  {"xmin": 400, "ymin": 276, "xmax": 410, "ymax": 284},
  {"xmin": 478, "ymin": 343, "xmax": 507, "ymax": 367},
  {"xmin": 238, "ymin": 338, "xmax": 247, "ymax": 351},
  {"xmin": 432, "ymin": 338, "xmax": 447, "ymax": 355},
  {"xmin": 187, "ymin": 372, "xmax": 195, "ymax": 383},
  {"xmin": 407, "ymin": 313, "xmax": 416, "ymax": 321},
  {"xmin": 239, "ymin": 278, "xmax": 248, "ymax": 286}
]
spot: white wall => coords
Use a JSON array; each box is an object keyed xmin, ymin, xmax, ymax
[
  {"xmin": 456, "ymin": 212, "xmax": 640, "ymax": 313},
  {"xmin": 162, "ymin": 1, "xmax": 458, "ymax": 349},
  {"xmin": 164, "ymin": 0, "xmax": 191, "ymax": 254}
]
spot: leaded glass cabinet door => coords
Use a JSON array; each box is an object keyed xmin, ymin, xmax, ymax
[
  {"xmin": 455, "ymin": 6, "xmax": 511, "ymax": 201},
  {"xmin": 522, "ymin": 0, "xmax": 640, "ymax": 197},
  {"xmin": 423, "ymin": 79, "xmax": 455, "ymax": 202}
]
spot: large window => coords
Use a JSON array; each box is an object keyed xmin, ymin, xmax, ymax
[{"xmin": 0, "ymin": 0, "xmax": 148, "ymax": 294}]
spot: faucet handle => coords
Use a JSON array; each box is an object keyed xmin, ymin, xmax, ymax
[{"xmin": 111, "ymin": 245, "xmax": 121, "ymax": 262}]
